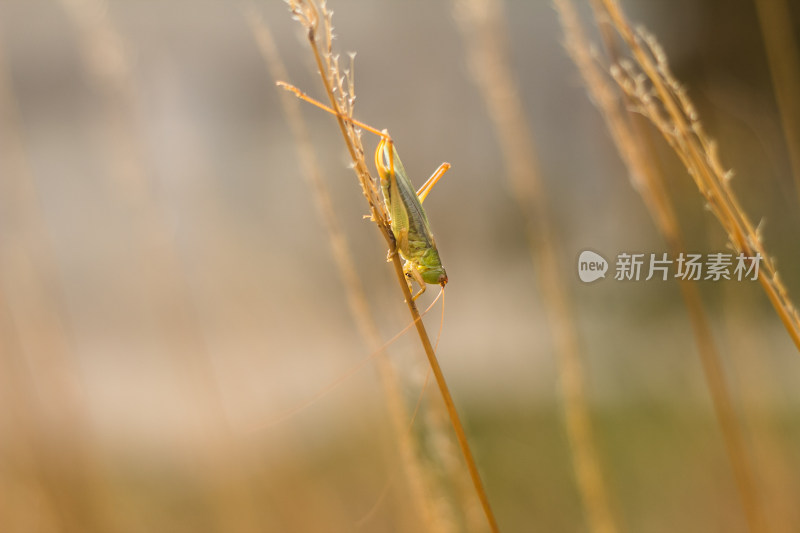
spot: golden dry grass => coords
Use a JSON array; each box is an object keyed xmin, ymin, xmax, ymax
[
  {"xmin": 275, "ymin": 2, "xmax": 500, "ymax": 530},
  {"xmin": 1, "ymin": 1, "xmax": 799, "ymax": 532}
]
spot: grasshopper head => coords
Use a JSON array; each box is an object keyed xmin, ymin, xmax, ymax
[{"xmin": 422, "ymin": 267, "xmax": 448, "ymax": 287}]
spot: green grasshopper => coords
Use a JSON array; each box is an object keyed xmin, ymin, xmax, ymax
[{"xmin": 278, "ymin": 82, "xmax": 449, "ymax": 300}]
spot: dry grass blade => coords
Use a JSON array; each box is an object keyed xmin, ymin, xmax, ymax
[
  {"xmin": 594, "ymin": 0, "xmax": 800, "ymax": 354},
  {"xmin": 282, "ymin": 1, "xmax": 500, "ymax": 531},
  {"xmin": 554, "ymin": 0, "xmax": 783, "ymax": 531},
  {"xmin": 58, "ymin": 1, "xmax": 264, "ymax": 531},
  {"xmin": 0, "ymin": 29, "xmax": 104, "ymax": 533},
  {"xmin": 753, "ymin": 0, "xmax": 800, "ymax": 204},
  {"xmin": 245, "ymin": 9, "xmax": 451, "ymax": 532},
  {"xmin": 452, "ymin": 1, "xmax": 618, "ymax": 532}
]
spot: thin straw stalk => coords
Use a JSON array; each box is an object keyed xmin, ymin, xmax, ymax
[{"xmin": 284, "ymin": 2, "xmax": 500, "ymax": 531}]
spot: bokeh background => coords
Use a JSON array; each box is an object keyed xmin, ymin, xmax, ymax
[{"xmin": 1, "ymin": 0, "xmax": 799, "ymax": 532}]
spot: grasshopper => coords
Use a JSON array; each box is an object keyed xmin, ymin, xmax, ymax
[{"xmin": 278, "ymin": 82, "xmax": 449, "ymax": 300}]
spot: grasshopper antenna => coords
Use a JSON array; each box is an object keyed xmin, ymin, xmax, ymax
[
  {"xmin": 252, "ymin": 290, "xmax": 444, "ymax": 432},
  {"xmin": 277, "ymin": 80, "xmax": 398, "ymax": 183},
  {"xmin": 435, "ymin": 286, "xmax": 445, "ymax": 351},
  {"xmin": 277, "ymin": 81, "xmax": 388, "ymax": 139},
  {"xmin": 354, "ymin": 285, "xmax": 446, "ymax": 529}
]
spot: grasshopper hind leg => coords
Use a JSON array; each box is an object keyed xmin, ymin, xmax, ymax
[{"xmin": 416, "ymin": 162, "xmax": 451, "ymax": 204}]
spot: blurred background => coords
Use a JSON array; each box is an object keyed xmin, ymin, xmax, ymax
[{"xmin": 1, "ymin": 0, "xmax": 799, "ymax": 532}]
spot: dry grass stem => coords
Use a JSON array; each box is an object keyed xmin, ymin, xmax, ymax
[
  {"xmin": 754, "ymin": 0, "xmax": 800, "ymax": 202},
  {"xmin": 0, "ymin": 30, "xmax": 103, "ymax": 533},
  {"xmin": 721, "ymin": 284, "xmax": 799, "ymax": 533},
  {"xmin": 453, "ymin": 1, "xmax": 618, "ymax": 532},
  {"xmin": 555, "ymin": 0, "xmax": 777, "ymax": 531},
  {"xmin": 597, "ymin": 0, "xmax": 800, "ymax": 353},
  {"xmin": 283, "ymin": 1, "xmax": 500, "ymax": 531},
  {"xmin": 246, "ymin": 9, "xmax": 451, "ymax": 532},
  {"xmin": 58, "ymin": 1, "xmax": 264, "ymax": 531}
]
